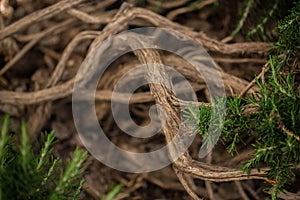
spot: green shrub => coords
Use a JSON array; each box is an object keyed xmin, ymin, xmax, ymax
[
  {"xmin": 184, "ymin": 2, "xmax": 300, "ymax": 199},
  {"xmin": 0, "ymin": 115, "xmax": 88, "ymax": 200}
]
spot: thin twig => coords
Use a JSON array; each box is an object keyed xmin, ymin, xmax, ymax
[
  {"xmin": 166, "ymin": 0, "xmax": 216, "ymax": 20},
  {"xmin": 234, "ymin": 181, "xmax": 250, "ymax": 200},
  {"xmin": 238, "ymin": 61, "xmax": 269, "ymax": 98},
  {"xmin": 0, "ymin": 19, "xmax": 74, "ymax": 76},
  {"xmin": 279, "ymin": 121, "xmax": 300, "ymax": 142},
  {"xmin": 174, "ymin": 166, "xmax": 203, "ymax": 200},
  {"xmin": 0, "ymin": 0, "xmax": 87, "ymax": 40},
  {"xmin": 241, "ymin": 182, "xmax": 260, "ymax": 200},
  {"xmin": 205, "ymin": 152, "xmax": 216, "ymax": 200},
  {"xmin": 147, "ymin": 0, "xmax": 190, "ymax": 9},
  {"xmin": 46, "ymin": 31, "xmax": 100, "ymax": 87},
  {"xmin": 67, "ymin": 8, "xmax": 114, "ymax": 24}
]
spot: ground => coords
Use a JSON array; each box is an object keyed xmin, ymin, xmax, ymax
[{"xmin": 0, "ymin": 0, "xmax": 298, "ymax": 199}]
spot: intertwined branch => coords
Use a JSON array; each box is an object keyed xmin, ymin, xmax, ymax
[{"xmin": 0, "ymin": 1, "xmax": 278, "ymax": 199}]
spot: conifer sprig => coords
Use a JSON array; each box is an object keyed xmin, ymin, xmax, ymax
[
  {"xmin": 0, "ymin": 115, "xmax": 88, "ymax": 200},
  {"xmin": 184, "ymin": 2, "xmax": 300, "ymax": 198}
]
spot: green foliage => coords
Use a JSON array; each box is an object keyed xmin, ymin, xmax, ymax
[
  {"xmin": 184, "ymin": 3, "xmax": 300, "ymax": 198},
  {"xmin": 184, "ymin": 96, "xmax": 251, "ymax": 155},
  {"xmin": 246, "ymin": 0, "xmax": 279, "ymax": 41},
  {"xmin": 134, "ymin": 0, "xmax": 146, "ymax": 6},
  {"xmin": 275, "ymin": 1, "xmax": 300, "ymax": 53},
  {"xmin": 0, "ymin": 115, "xmax": 88, "ymax": 200},
  {"xmin": 230, "ymin": 0, "xmax": 296, "ymax": 41},
  {"xmin": 241, "ymin": 56, "xmax": 300, "ymax": 196},
  {"xmin": 101, "ymin": 183, "xmax": 123, "ymax": 200},
  {"xmin": 188, "ymin": 0, "xmax": 204, "ymax": 8},
  {"xmin": 230, "ymin": 0, "xmax": 254, "ymax": 39},
  {"xmin": 184, "ymin": 55, "xmax": 300, "ymax": 199}
]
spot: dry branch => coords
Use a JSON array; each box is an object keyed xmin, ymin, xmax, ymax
[
  {"xmin": 0, "ymin": 1, "xmax": 276, "ymax": 199},
  {"xmin": 0, "ymin": 0, "xmax": 87, "ymax": 40}
]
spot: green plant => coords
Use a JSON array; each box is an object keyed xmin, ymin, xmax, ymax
[
  {"xmin": 0, "ymin": 115, "xmax": 89, "ymax": 200},
  {"xmin": 275, "ymin": 1, "xmax": 300, "ymax": 53},
  {"xmin": 101, "ymin": 183, "xmax": 123, "ymax": 200},
  {"xmin": 184, "ymin": 2, "xmax": 300, "ymax": 199},
  {"xmin": 229, "ymin": 0, "xmax": 297, "ymax": 41},
  {"xmin": 185, "ymin": 57, "xmax": 300, "ymax": 198}
]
